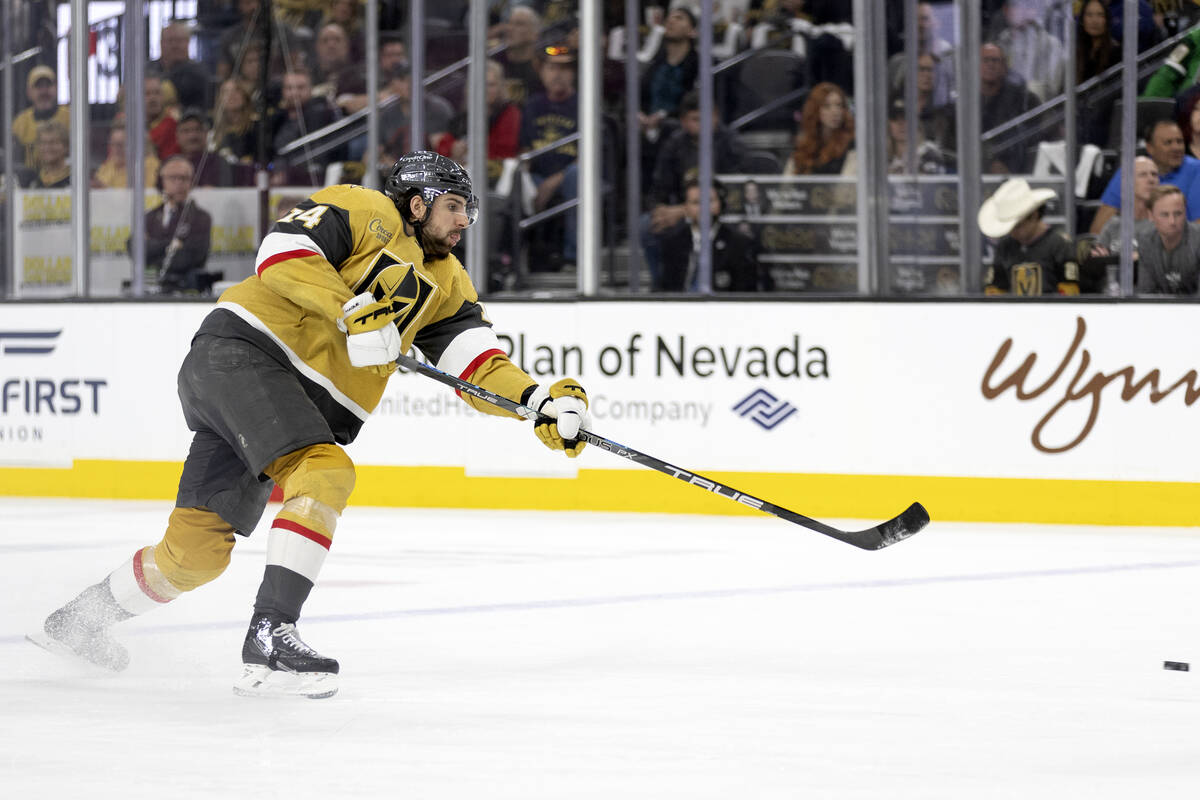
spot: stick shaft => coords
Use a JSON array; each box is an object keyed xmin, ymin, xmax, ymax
[{"xmin": 394, "ymin": 354, "xmax": 928, "ymax": 550}]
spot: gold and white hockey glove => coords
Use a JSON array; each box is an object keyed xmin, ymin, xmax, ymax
[
  {"xmin": 337, "ymin": 292, "xmax": 402, "ymax": 370},
  {"xmin": 527, "ymin": 378, "xmax": 590, "ymax": 458}
]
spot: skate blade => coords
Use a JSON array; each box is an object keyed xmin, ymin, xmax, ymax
[
  {"xmin": 25, "ymin": 631, "xmax": 127, "ymax": 673},
  {"xmin": 232, "ymin": 664, "xmax": 338, "ymax": 700}
]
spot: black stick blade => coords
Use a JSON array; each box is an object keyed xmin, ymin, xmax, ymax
[{"xmin": 857, "ymin": 502, "xmax": 930, "ymax": 551}]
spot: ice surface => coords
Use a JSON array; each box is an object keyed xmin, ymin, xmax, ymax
[{"xmin": 1, "ymin": 498, "xmax": 1197, "ymax": 798}]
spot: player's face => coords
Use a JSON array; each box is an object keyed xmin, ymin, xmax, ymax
[{"xmin": 419, "ymin": 193, "xmax": 473, "ymax": 257}]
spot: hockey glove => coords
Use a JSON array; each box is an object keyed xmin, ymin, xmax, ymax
[
  {"xmin": 337, "ymin": 292, "xmax": 402, "ymax": 369},
  {"xmin": 527, "ymin": 379, "xmax": 591, "ymax": 458}
]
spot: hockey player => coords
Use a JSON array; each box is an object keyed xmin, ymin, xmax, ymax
[{"xmin": 30, "ymin": 151, "xmax": 590, "ymax": 699}]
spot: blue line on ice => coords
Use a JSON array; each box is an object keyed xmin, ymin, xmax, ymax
[{"xmin": 5, "ymin": 557, "xmax": 1199, "ymax": 646}]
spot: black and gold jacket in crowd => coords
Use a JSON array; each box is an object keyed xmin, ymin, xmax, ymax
[{"xmin": 196, "ymin": 183, "xmax": 535, "ymax": 443}]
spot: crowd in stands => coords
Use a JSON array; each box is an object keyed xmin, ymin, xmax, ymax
[{"xmin": 8, "ymin": 0, "xmax": 1200, "ymax": 296}]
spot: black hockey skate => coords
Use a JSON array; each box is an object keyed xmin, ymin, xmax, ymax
[
  {"xmin": 233, "ymin": 613, "xmax": 339, "ymax": 699},
  {"xmin": 27, "ymin": 579, "xmax": 133, "ymax": 672}
]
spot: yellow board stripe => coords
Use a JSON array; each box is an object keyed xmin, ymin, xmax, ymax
[{"xmin": 1, "ymin": 460, "xmax": 1197, "ymax": 527}]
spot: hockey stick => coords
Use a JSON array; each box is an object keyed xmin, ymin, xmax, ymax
[{"xmin": 395, "ymin": 354, "xmax": 929, "ymax": 550}]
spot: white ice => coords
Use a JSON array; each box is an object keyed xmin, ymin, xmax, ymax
[{"xmin": 1, "ymin": 497, "xmax": 1197, "ymax": 798}]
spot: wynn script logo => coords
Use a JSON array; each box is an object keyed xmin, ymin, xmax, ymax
[{"xmin": 981, "ymin": 316, "xmax": 1200, "ymax": 453}]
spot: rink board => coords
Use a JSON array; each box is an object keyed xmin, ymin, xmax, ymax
[{"xmin": 0, "ymin": 301, "xmax": 1197, "ymax": 525}]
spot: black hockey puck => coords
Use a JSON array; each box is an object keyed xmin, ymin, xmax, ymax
[{"xmin": 1163, "ymin": 661, "xmax": 1190, "ymax": 671}]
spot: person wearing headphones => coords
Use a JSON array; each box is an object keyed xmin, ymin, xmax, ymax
[
  {"xmin": 34, "ymin": 152, "xmax": 590, "ymax": 700},
  {"xmin": 130, "ymin": 155, "xmax": 214, "ymax": 293},
  {"xmin": 659, "ymin": 175, "xmax": 772, "ymax": 293}
]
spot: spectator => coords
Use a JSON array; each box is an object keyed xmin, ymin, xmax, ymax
[
  {"xmin": 1108, "ymin": 0, "xmax": 1164, "ymax": 52},
  {"xmin": 915, "ymin": 52, "xmax": 957, "ymax": 151},
  {"xmin": 232, "ymin": 41, "xmax": 280, "ymax": 111},
  {"xmin": 660, "ymin": 177, "xmax": 772, "ymax": 293},
  {"xmin": 217, "ymin": 0, "xmax": 303, "ymax": 85},
  {"xmin": 887, "ymin": 2, "xmax": 955, "ymax": 108},
  {"xmin": 519, "ymin": 43, "xmax": 580, "ymax": 268},
  {"xmin": 1134, "ymin": 185, "xmax": 1200, "ymax": 294},
  {"xmin": 783, "ymin": 82, "xmax": 856, "ymax": 175},
  {"xmin": 133, "ymin": 155, "xmax": 214, "ymax": 294},
  {"xmin": 12, "ymin": 66, "xmax": 70, "ymax": 170},
  {"xmin": 451, "ymin": 59, "xmax": 522, "ymax": 186},
  {"xmin": 149, "ymin": 21, "xmax": 210, "ymax": 111},
  {"xmin": 741, "ymin": 179, "xmax": 770, "ymax": 217},
  {"xmin": 1089, "ymin": 119, "xmax": 1200, "ymax": 233},
  {"xmin": 91, "ymin": 124, "xmax": 160, "ymax": 189},
  {"xmin": 212, "ymin": 80, "xmax": 261, "ymax": 164},
  {"xmin": 20, "ymin": 121, "xmax": 71, "ymax": 188},
  {"xmin": 638, "ymin": 6, "xmax": 700, "ymax": 144},
  {"xmin": 886, "ymin": 97, "xmax": 951, "ymax": 175},
  {"xmin": 751, "ymin": 0, "xmax": 811, "ymax": 53},
  {"xmin": 321, "ymin": 0, "xmax": 365, "ymax": 61},
  {"xmin": 1077, "ymin": 0, "xmax": 1119, "ymax": 82},
  {"xmin": 175, "ymin": 107, "xmax": 248, "ymax": 187},
  {"xmin": 995, "ymin": 0, "xmax": 1066, "ymax": 102},
  {"xmin": 979, "ymin": 177, "xmax": 1083, "ymax": 295},
  {"xmin": 271, "ymin": 68, "xmax": 338, "ymax": 166},
  {"xmin": 1076, "ymin": 0, "xmax": 1119, "ymax": 146},
  {"xmin": 752, "ymin": 0, "xmax": 854, "ymax": 88},
  {"xmin": 145, "ymin": 74, "xmax": 181, "ymax": 160},
  {"xmin": 377, "ymin": 64, "xmax": 458, "ymax": 162},
  {"xmin": 1183, "ymin": 92, "xmax": 1200, "ymax": 161},
  {"xmin": 312, "ymin": 23, "xmax": 356, "ymax": 99},
  {"xmin": 496, "ymin": 5, "xmax": 544, "ymax": 107},
  {"xmin": 336, "ymin": 31, "xmax": 407, "ymax": 114},
  {"xmin": 641, "ymin": 89, "xmax": 746, "ymax": 288},
  {"xmin": 978, "ymin": 42, "xmax": 1040, "ymax": 173},
  {"xmin": 1091, "ymin": 154, "xmax": 1159, "ymax": 253}
]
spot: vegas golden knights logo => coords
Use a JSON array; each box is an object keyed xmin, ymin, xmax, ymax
[
  {"xmin": 1011, "ymin": 262, "xmax": 1043, "ymax": 296},
  {"xmin": 358, "ymin": 249, "xmax": 437, "ymax": 336}
]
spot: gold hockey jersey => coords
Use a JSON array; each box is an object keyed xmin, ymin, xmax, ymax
[{"xmin": 197, "ymin": 183, "xmax": 535, "ymax": 444}]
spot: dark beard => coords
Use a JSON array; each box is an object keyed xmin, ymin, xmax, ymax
[{"xmin": 418, "ymin": 226, "xmax": 454, "ymax": 258}]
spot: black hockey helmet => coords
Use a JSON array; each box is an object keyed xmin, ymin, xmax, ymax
[{"xmin": 384, "ymin": 151, "xmax": 479, "ymax": 225}]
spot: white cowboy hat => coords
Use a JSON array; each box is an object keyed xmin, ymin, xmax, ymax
[{"xmin": 977, "ymin": 178, "xmax": 1057, "ymax": 239}]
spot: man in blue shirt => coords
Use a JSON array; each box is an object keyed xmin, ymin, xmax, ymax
[{"xmin": 1090, "ymin": 118, "xmax": 1200, "ymax": 233}]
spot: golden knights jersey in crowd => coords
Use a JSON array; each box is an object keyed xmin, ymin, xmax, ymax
[
  {"xmin": 984, "ymin": 226, "xmax": 1081, "ymax": 296},
  {"xmin": 197, "ymin": 184, "xmax": 535, "ymax": 443}
]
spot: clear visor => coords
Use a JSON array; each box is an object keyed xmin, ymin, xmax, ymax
[{"xmin": 424, "ymin": 188, "xmax": 479, "ymax": 225}]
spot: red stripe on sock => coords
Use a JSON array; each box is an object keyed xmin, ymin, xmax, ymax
[
  {"xmin": 132, "ymin": 548, "xmax": 173, "ymax": 604},
  {"xmin": 455, "ymin": 348, "xmax": 505, "ymax": 399},
  {"xmin": 256, "ymin": 248, "xmax": 317, "ymax": 276},
  {"xmin": 272, "ymin": 518, "xmax": 332, "ymax": 550}
]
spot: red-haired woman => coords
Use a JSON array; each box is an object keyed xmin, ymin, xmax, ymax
[{"xmin": 783, "ymin": 82, "xmax": 857, "ymax": 176}]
